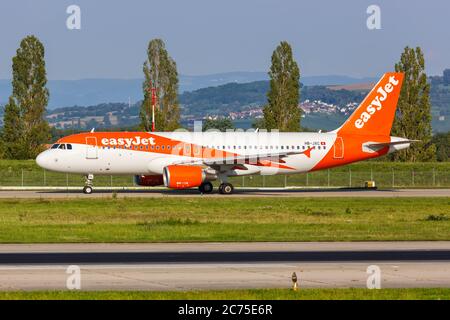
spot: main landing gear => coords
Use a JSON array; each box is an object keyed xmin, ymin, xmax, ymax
[
  {"xmin": 83, "ymin": 174, "xmax": 94, "ymax": 194},
  {"xmin": 198, "ymin": 181, "xmax": 235, "ymax": 194},
  {"xmin": 198, "ymin": 181, "xmax": 214, "ymax": 194},
  {"xmin": 218, "ymin": 182, "xmax": 234, "ymax": 195}
]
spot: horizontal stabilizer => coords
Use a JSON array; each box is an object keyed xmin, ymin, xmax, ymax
[
  {"xmin": 363, "ymin": 139, "xmax": 419, "ymax": 153},
  {"xmin": 366, "ymin": 140, "xmax": 420, "ymax": 148}
]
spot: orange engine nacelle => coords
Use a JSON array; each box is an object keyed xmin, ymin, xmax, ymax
[
  {"xmin": 163, "ymin": 165, "xmax": 207, "ymax": 189},
  {"xmin": 134, "ymin": 174, "xmax": 164, "ymax": 186}
]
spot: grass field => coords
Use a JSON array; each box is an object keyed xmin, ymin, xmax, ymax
[
  {"xmin": 0, "ymin": 197, "xmax": 448, "ymax": 242},
  {"xmin": 0, "ymin": 160, "xmax": 449, "ymax": 188},
  {"xmin": 0, "ymin": 288, "xmax": 449, "ymax": 300}
]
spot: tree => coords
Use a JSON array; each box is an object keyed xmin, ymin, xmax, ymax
[
  {"xmin": 391, "ymin": 46, "xmax": 435, "ymax": 161},
  {"xmin": 262, "ymin": 41, "xmax": 301, "ymax": 131},
  {"xmin": 1, "ymin": 35, "xmax": 50, "ymax": 159},
  {"xmin": 1, "ymin": 98, "xmax": 27, "ymax": 159},
  {"xmin": 202, "ymin": 118, "xmax": 235, "ymax": 132},
  {"xmin": 140, "ymin": 39, "xmax": 180, "ymax": 131},
  {"xmin": 432, "ymin": 132, "xmax": 450, "ymax": 162}
]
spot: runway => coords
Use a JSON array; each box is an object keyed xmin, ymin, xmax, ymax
[
  {"xmin": 1, "ymin": 242, "xmax": 450, "ymax": 290},
  {"xmin": 0, "ymin": 188, "xmax": 448, "ymax": 198}
]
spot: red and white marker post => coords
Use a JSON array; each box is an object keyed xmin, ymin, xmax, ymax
[{"xmin": 148, "ymin": 85, "xmax": 157, "ymax": 132}]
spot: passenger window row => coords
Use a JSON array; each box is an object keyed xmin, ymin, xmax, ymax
[
  {"xmin": 203, "ymin": 145, "xmax": 326, "ymax": 151},
  {"xmin": 101, "ymin": 144, "xmax": 326, "ymax": 151}
]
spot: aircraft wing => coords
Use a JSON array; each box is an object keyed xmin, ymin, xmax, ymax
[
  {"xmin": 171, "ymin": 147, "xmax": 316, "ymax": 170},
  {"xmin": 172, "ymin": 151, "xmax": 297, "ymax": 166}
]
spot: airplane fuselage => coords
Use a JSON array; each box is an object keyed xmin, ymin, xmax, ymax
[{"xmin": 36, "ymin": 131, "xmax": 405, "ymax": 176}]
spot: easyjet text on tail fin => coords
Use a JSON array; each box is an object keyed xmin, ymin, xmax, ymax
[{"xmin": 336, "ymin": 72, "xmax": 404, "ymax": 136}]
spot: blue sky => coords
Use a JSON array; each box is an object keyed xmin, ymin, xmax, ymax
[{"xmin": 0, "ymin": 0, "xmax": 449, "ymax": 79}]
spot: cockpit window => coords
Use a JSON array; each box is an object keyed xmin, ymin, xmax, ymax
[{"xmin": 51, "ymin": 143, "xmax": 72, "ymax": 150}]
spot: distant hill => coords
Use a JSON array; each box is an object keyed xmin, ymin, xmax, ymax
[
  {"xmin": 180, "ymin": 81, "xmax": 270, "ymax": 117},
  {"xmin": 180, "ymin": 72, "xmax": 268, "ymax": 92},
  {"xmin": 327, "ymin": 83, "xmax": 375, "ymax": 91},
  {"xmin": 0, "ymin": 72, "xmax": 378, "ymax": 109},
  {"xmin": 299, "ymin": 75, "xmax": 377, "ymax": 86},
  {"xmin": 27, "ymin": 81, "xmax": 370, "ymax": 132},
  {"xmin": 180, "ymin": 80, "xmax": 367, "ymax": 115}
]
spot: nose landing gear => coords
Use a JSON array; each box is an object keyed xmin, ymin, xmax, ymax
[
  {"xmin": 83, "ymin": 174, "xmax": 94, "ymax": 194},
  {"xmin": 83, "ymin": 185, "xmax": 93, "ymax": 194}
]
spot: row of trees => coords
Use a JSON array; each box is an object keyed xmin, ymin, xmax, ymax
[{"xmin": 0, "ymin": 36, "xmax": 440, "ymax": 162}]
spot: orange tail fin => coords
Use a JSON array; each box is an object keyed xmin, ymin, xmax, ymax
[{"xmin": 335, "ymin": 72, "xmax": 404, "ymax": 136}]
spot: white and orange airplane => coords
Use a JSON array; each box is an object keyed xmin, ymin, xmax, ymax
[{"xmin": 36, "ymin": 72, "xmax": 415, "ymax": 194}]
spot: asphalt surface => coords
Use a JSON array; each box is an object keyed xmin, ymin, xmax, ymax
[
  {"xmin": 1, "ymin": 250, "xmax": 450, "ymax": 265},
  {"xmin": 1, "ymin": 242, "xmax": 450, "ymax": 290},
  {"xmin": 0, "ymin": 188, "xmax": 448, "ymax": 198}
]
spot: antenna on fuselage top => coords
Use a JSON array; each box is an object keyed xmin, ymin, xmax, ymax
[
  {"xmin": 255, "ymin": 128, "xmax": 259, "ymax": 133},
  {"xmin": 90, "ymin": 128, "xmax": 95, "ymax": 133}
]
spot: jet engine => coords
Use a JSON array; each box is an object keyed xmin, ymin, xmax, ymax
[
  {"xmin": 163, "ymin": 165, "xmax": 216, "ymax": 189},
  {"xmin": 134, "ymin": 174, "xmax": 164, "ymax": 186}
]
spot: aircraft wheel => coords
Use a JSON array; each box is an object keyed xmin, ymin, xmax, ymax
[
  {"xmin": 199, "ymin": 182, "xmax": 213, "ymax": 194},
  {"xmin": 83, "ymin": 186, "xmax": 93, "ymax": 194},
  {"xmin": 219, "ymin": 183, "xmax": 234, "ymax": 195}
]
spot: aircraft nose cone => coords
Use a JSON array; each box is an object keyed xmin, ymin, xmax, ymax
[{"xmin": 36, "ymin": 151, "xmax": 51, "ymax": 169}]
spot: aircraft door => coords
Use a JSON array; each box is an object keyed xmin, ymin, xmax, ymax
[
  {"xmin": 86, "ymin": 137, "xmax": 98, "ymax": 159},
  {"xmin": 333, "ymin": 137, "xmax": 344, "ymax": 159}
]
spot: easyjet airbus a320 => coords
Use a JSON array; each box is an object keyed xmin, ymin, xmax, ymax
[{"xmin": 36, "ymin": 72, "xmax": 415, "ymax": 194}]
